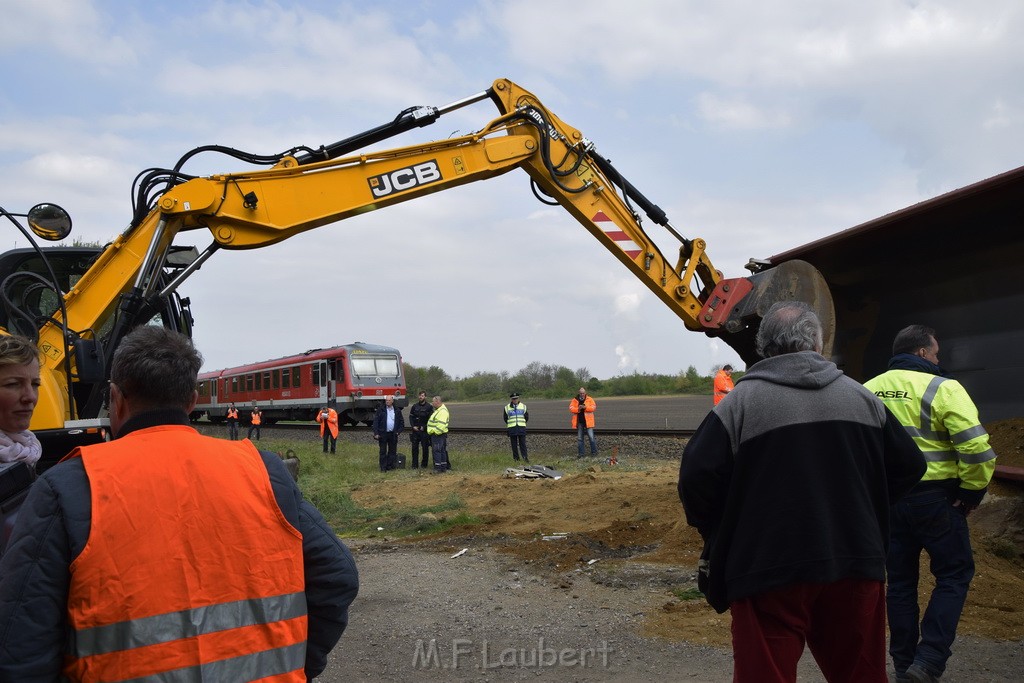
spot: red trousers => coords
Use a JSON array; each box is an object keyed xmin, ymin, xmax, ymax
[{"xmin": 730, "ymin": 578, "xmax": 887, "ymax": 683}]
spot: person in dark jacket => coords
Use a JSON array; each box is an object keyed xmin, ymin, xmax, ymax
[
  {"xmin": 0, "ymin": 326, "xmax": 358, "ymax": 681},
  {"xmin": 408, "ymin": 390, "xmax": 433, "ymax": 469},
  {"xmin": 503, "ymin": 392, "xmax": 529, "ymax": 462},
  {"xmin": 373, "ymin": 394, "xmax": 405, "ymax": 472},
  {"xmin": 678, "ymin": 301, "xmax": 925, "ymax": 683}
]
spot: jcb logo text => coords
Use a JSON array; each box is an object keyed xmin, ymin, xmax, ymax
[{"xmin": 369, "ymin": 161, "xmax": 442, "ymax": 198}]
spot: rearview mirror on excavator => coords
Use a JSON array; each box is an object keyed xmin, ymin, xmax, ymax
[{"xmin": 27, "ymin": 203, "xmax": 72, "ymax": 242}]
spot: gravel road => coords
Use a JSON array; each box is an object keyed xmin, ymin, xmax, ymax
[{"xmin": 315, "ymin": 542, "xmax": 1024, "ymax": 682}]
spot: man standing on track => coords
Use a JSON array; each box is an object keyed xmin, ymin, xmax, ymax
[
  {"xmin": 372, "ymin": 395, "xmax": 404, "ymax": 472},
  {"xmin": 427, "ymin": 395, "xmax": 451, "ymax": 473},
  {"xmin": 503, "ymin": 392, "xmax": 529, "ymax": 462},
  {"xmin": 247, "ymin": 405, "xmax": 262, "ymax": 441},
  {"xmin": 316, "ymin": 403, "xmax": 339, "ymax": 454},
  {"xmin": 226, "ymin": 402, "xmax": 239, "ymax": 440},
  {"xmin": 570, "ymin": 387, "xmax": 597, "ymax": 457},
  {"xmin": 713, "ymin": 364, "xmax": 734, "ymax": 405},
  {"xmin": 408, "ymin": 390, "xmax": 433, "ymax": 469}
]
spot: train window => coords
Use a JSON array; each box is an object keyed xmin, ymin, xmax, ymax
[
  {"xmin": 231, "ymin": 376, "xmax": 238, "ymax": 393},
  {"xmin": 197, "ymin": 381, "xmax": 208, "ymax": 397},
  {"xmin": 351, "ymin": 356, "xmax": 400, "ymax": 377},
  {"xmin": 312, "ymin": 363, "xmax": 321, "ymax": 387},
  {"xmin": 292, "ymin": 366, "xmax": 301, "ymax": 388},
  {"xmin": 272, "ymin": 369, "xmax": 280, "ymax": 389},
  {"xmin": 255, "ymin": 372, "xmax": 262, "ymax": 391},
  {"xmin": 376, "ymin": 357, "xmax": 400, "ymax": 377},
  {"xmin": 246, "ymin": 374, "xmax": 254, "ymax": 392},
  {"xmin": 263, "ymin": 371, "xmax": 270, "ymax": 389}
]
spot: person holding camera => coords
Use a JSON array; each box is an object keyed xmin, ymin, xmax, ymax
[
  {"xmin": 569, "ymin": 387, "xmax": 597, "ymax": 457},
  {"xmin": 316, "ymin": 404, "xmax": 339, "ymax": 454}
]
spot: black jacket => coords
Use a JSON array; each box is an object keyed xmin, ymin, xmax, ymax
[
  {"xmin": 678, "ymin": 351, "xmax": 925, "ymax": 613},
  {"xmin": 408, "ymin": 400, "xmax": 433, "ymax": 429},
  {"xmin": 372, "ymin": 404, "xmax": 406, "ymax": 435},
  {"xmin": 0, "ymin": 410, "xmax": 359, "ymax": 681}
]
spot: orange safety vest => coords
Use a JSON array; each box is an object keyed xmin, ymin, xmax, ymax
[
  {"xmin": 569, "ymin": 395, "xmax": 596, "ymax": 429},
  {"xmin": 317, "ymin": 408, "xmax": 339, "ymax": 438},
  {"xmin": 64, "ymin": 425, "xmax": 307, "ymax": 682},
  {"xmin": 713, "ymin": 370, "xmax": 734, "ymax": 405},
  {"xmin": 227, "ymin": 407, "xmax": 239, "ymax": 420},
  {"xmin": 251, "ymin": 409, "xmax": 262, "ymax": 425}
]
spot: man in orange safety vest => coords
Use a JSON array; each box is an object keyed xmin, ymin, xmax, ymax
[
  {"xmin": 317, "ymin": 404, "xmax": 339, "ymax": 454},
  {"xmin": 0, "ymin": 326, "xmax": 358, "ymax": 681}
]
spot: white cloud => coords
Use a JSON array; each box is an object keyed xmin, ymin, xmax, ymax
[
  {"xmin": 1, "ymin": 0, "xmax": 1022, "ymax": 379},
  {"xmin": 696, "ymin": 93, "xmax": 792, "ymax": 130}
]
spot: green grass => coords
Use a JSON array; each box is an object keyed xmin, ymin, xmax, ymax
[
  {"xmin": 254, "ymin": 438, "xmax": 652, "ymax": 539},
  {"xmin": 672, "ymin": 587, "xmax": 705, "ymax": 601}
]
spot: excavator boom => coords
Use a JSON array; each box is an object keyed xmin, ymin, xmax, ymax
[{"xmin": 3, "ymin": 78, "xmax": 834, "ymax": 463}]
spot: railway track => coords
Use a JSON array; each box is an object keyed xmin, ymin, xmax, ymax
[
  {"xmin": 248, "ymin": 423, "xmax": 695, "ymax": 438},
  {"xmin": 226, "ymin": 419, "xmax": 1024, "ymax": 484}
]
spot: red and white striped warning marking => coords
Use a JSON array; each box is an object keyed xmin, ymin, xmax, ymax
[{"xmin": 593, "ymin": 211, "xmax": 641, "ymax": 259}]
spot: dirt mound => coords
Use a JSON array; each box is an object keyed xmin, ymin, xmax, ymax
[{"xmin": 350, "ymin": 436, "xmax": 1024, "ymax": 649}]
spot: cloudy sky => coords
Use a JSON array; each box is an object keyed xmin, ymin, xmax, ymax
[{"xmin": 2, "ymin": 0, "xmax": 1022, "ymax": 379}]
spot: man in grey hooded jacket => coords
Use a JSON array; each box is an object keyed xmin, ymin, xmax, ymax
[{"xmin": 679, "ymin": 301, "xmax": 925, "ymax": 683}]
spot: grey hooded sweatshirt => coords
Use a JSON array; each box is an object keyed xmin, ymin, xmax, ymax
[{"xmin": 678, "ymin": 351, "xmax": 925, "ymax": 612}]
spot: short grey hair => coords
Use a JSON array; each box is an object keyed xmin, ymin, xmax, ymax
[
  {"xmin": 111, "ymin": 326, "xmax": 202, "ymax": 410},
  {"xmin": 755, "ymin": 301, "xmax": 823, "ymax": 358}
]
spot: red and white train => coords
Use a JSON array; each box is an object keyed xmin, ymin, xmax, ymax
[{"xmin": 193, "ymin": 342, "xmax": 407, "ymax": 426}]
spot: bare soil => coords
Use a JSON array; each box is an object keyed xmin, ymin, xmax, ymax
[{"xmin": 313, "ymin": 420, "xmax": 1024, "ymax": 681}]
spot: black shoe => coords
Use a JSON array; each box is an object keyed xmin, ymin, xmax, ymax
[{"xmin": 906, "ymin": 663, "xmax": 940, "ymax": 683}]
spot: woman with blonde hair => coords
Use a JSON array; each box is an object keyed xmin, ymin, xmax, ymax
[{"xmin": 0, "ymin": 335, "xmax": 41, "ymax": 465}]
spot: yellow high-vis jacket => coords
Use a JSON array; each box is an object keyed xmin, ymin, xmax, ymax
[{"xmin": 865, "ymin": 369, "xmax": 996, "ymax": 496}]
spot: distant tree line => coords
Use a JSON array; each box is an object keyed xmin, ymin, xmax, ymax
[{"xmin": 403, "ymin": 361, "xmax": 743, "ymax": 402}]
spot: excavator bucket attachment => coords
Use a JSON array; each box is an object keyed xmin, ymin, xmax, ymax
[{"xmin": 700, "ymin": 259, "xmax": 836, "ymax": 366}]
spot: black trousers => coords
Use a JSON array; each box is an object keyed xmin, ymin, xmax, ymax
[
  {"xmin": 322, "ymin": 431, "xmax": 336, "ymax": 453},
  {"xmin": 227, "ymin": 421, "xmax": 238, "ymax": 440},
  {"xmin": 509, "ymin": 431, "xmax": 528, "ymax": 461},
  {"xmin": 248, "ymin": 424, "xmax": 260, "ymax": 440},
  {"xmin": 410, "ymin": 429, "xmax": 430, "ymax": 467},
  {"xmin": 378, "ymin": 432, "xmax": 398, "ymax": 471}
]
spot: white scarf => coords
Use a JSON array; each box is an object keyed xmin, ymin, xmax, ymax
[{"xmin": 0, "ymin": 429, "xmax": 42, "ymax": 465}]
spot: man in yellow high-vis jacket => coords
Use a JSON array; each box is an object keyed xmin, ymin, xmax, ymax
[{"xmin": 865, "ymin": 324, "xmax": 997, "ymax": 683}]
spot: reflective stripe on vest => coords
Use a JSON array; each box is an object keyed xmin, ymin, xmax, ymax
[
  {"xmin": 427, "ymin": 405, "xmax": 449, "ymax": 435},
  {"xmin": 505, "ymin": 403, "xmax": 527, "ymax": 429},
  {"xmin": 66, "ymin": 426, "xmax": 307, "ymax": 682},
  {"xmin": 865, "ymin": 369, "xmax": 996, "ymax": 490}
]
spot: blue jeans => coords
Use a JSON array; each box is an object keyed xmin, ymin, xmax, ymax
[
  {"xmin": 576, "ymin": 424, "xmax": 597, "ymax": 456},
  {"xmin": 887, "ymin": 487, "xmax": 975, "ymax": 677}
]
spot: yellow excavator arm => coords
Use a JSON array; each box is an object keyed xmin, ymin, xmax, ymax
[{"xmin": 10, "ymin": 78, "xmax": 833, "ymax": 460}]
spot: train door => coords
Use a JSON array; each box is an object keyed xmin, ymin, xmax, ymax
[
  {"xmin": 327, "ymin": 360, "xmax": 338, "ymax": 407},
  {"xmin": 315, "ymin": 360, "xmax": 337, "ymax": 406}
]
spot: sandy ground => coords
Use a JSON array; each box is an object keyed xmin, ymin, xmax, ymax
[{"xmin": 311, "ymin": 417, "xmax": 1024, "ymax": 681}]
